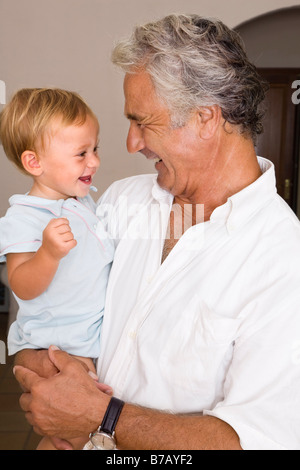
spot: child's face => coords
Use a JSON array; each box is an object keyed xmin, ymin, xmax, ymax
[{"xmin": 33, "ymin": 114, "xmax": 100, "ymax": 200}]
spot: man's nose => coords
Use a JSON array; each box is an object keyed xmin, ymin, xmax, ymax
[{"xmin": 126, "ymin": 122, "xmax": 145, "ymax": 154}]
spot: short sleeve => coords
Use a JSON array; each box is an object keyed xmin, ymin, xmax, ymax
[
  {"xmin": 203, "ymin": 277, "xmax": 300, "ymax": 450},
  {"xmin": 0, "ymin": 211, "xmax": 42, "ymax": 262}
]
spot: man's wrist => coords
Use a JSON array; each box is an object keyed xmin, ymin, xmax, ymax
[{"xmin": 85, "ymin": 396, "xmax": 125, "ymax": 450}]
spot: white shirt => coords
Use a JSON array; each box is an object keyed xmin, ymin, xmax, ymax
[{"xmin": 96, "ymin": 157, "xmax": 300, "ymax": 450}]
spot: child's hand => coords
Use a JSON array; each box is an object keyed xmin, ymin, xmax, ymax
[{"xmin": 42, "ymin": 218, "xmax": 77, "ymax": 261}]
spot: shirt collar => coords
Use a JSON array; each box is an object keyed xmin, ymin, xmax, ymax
[
  {"xmin": 151, "ymin": 157, "xmax": 277, "ymax": 233},
  {"xmin": 151, "ymin": 176, "xmax": 173, "ymax": 204},
  {"xmin": 210, "ymin": 157, "xmax": 277, "ymax": 233},
  {"xmin": 9, "ymin": 194, "xmax": 74, "ymax": 216}
]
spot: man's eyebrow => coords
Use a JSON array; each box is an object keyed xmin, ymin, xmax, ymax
[{"xmin": 125, "ymin": 112, "xmax": 145, "ymax": 122}]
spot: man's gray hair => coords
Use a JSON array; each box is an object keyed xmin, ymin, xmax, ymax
[{"xmin": 111, "ymin": 14, "xmax": 268, "ymax": 139}]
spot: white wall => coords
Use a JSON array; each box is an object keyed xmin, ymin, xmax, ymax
[{"xmin": 0, "ymin": 0, "xmax": 298, "ymax": 216}]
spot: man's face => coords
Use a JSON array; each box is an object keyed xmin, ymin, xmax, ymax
[{"xmin": 123, "ymin": 70, "xmax": 204, "ymax": 202}]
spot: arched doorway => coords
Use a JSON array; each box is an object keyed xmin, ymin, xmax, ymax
[{"xmin": 236, "ymin": 6, "xmax": 300, "ymax": 214}]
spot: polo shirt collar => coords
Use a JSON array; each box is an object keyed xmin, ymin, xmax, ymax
[{"xmin": 9, "ymin": 194, "xmax": 76, "ymax": 217}]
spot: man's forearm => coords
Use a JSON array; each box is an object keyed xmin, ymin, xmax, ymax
[
  {"xmin": 115, "ymin": 403, "xmax": 242, "ymax": 450},
  {"xmin": 14, "ymin": 348, "xmax": 242, "ymax": 450}
]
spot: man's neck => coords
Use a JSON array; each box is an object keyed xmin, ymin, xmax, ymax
[{"xmin": 174, "ymin": 134, "xmax": 261, "ymax": 222}]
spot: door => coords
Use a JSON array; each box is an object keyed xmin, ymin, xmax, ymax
[{"xmin": 255, "ymin": 69, "xmax": 300, "ymax": 212}]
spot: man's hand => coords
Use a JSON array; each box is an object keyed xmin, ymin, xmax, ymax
[{"xmin": 13, "ymin": 346, "xmax": 110, "ymax": 440}]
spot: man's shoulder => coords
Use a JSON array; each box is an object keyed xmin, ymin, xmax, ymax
[
  {"xmin": 261, "ymin": 194, "xmax": 300, "ymax": 257},
  {"xmin": 271, "ymin": 195, "xmax": 300, "ymax": 232}
]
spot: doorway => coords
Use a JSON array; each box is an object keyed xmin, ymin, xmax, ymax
[
  {"xmin": 236, "ymin": 6, "xmax": 300, "ymax": 214},
  {"xmin": 255, "ymin": 68, "xmax": 300, "ymax": 212}
]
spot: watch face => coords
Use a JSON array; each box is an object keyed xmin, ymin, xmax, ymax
[{"xmin": 91, "ymin": 432, "xmax": 116, "ymax": 450}]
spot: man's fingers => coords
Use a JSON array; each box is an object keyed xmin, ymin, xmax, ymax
[
  {"xmin": 13, "ymin": 365, "xmax": 41, "ymax": 393},
  {"xmin": 47, "ymin": 345, "xmax": 82, "ymax": 374}
]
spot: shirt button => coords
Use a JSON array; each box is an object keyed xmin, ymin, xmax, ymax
[{"xmin": 128, "ymin": 330, "xmax": 137, "ymax": 339}]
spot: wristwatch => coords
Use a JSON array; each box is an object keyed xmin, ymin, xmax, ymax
[{"xmin": 83, "ymin": 397, "xmax": 125, "ymax": 450}]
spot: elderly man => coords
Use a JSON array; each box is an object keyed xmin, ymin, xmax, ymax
[{"xmin": 14, "ymin": 14, "xmax": 300, "ymax": 450}]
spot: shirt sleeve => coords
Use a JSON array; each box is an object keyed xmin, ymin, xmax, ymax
[
  {"xmin": 203, "ymin": 273, "xmax": 300, "ymax": 450},
  {"xmin": 0, "ymin": 211, "xmax": 42, "ymax": 262}
]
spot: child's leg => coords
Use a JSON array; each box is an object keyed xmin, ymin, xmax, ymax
[
  {"xmin": 37, "ymin": 435, "xmax": 89, "ymax": 450},
  {"xmin": 36, "ymin": 437, "xmax": 57, "ymax": 450}
]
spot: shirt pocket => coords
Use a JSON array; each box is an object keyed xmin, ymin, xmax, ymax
[{"xmin": 159, "ymin": 295, "xmax": 241, "ymax": 399}]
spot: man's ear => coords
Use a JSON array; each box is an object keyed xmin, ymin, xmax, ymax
[
  {"xmin": 197, "ymin": 105, "xmax": 222, "ymax": 140},
  {"xmin": 21, "ymin": 150, "xmax": 43, "ymax": 176}
]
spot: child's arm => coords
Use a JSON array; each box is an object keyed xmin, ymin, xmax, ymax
[{"xmin": 6, "ymin": 217, "xmax": 77, "ymax": 300}]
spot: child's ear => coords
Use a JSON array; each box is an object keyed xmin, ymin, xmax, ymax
[{"xmin": 21, "ymin": 150, "xmax": 43, "ymax": 176}]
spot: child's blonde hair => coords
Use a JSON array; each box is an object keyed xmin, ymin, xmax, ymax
[{"xmin": 0, "ymin": 88, "xmax": 98, "ymax": 174}]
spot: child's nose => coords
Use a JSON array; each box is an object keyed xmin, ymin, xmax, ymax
[{"xmin": 87, "ymin": 152, "xmax": 100, "ymax": 168}]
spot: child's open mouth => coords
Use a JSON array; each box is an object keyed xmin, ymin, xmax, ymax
[{"xmin": 79, "ymin": 175, "xmax": 92, "ymax": 185}]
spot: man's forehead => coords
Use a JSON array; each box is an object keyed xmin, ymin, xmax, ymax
[
  {"xmin": 123, "ymin": 71, "xmax": 168, "ymax": 122},
  {"xmin": 123, "ymin": 71, "xmax": 156, "ymax": 102}
]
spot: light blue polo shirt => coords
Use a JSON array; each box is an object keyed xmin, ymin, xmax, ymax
[{"xmin": 0, "ymin": 193, "xmax": 114, "ymax": 357}]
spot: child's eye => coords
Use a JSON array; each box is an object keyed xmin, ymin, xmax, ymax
[
  {"xmin": 79, "ymin": 151, "xmax": 86, "ymax": 157},
  {"xmin": 93, "ymin": 146, "xmax": 99, "ymax": 153}
]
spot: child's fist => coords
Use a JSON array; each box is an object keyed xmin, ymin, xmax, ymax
[{"xmin": 42, "ymin": 218, "xmax": 77, "ymax": 260}]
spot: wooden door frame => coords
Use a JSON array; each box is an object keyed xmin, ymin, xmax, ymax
[{"xmin": 257, "ymin": 68, "xmax": 300, "ymax": 213}]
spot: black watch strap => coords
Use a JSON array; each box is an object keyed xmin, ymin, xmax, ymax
[{"xmin": 100, "ymin": 397, "xmax": 125, "ymax": 435}]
